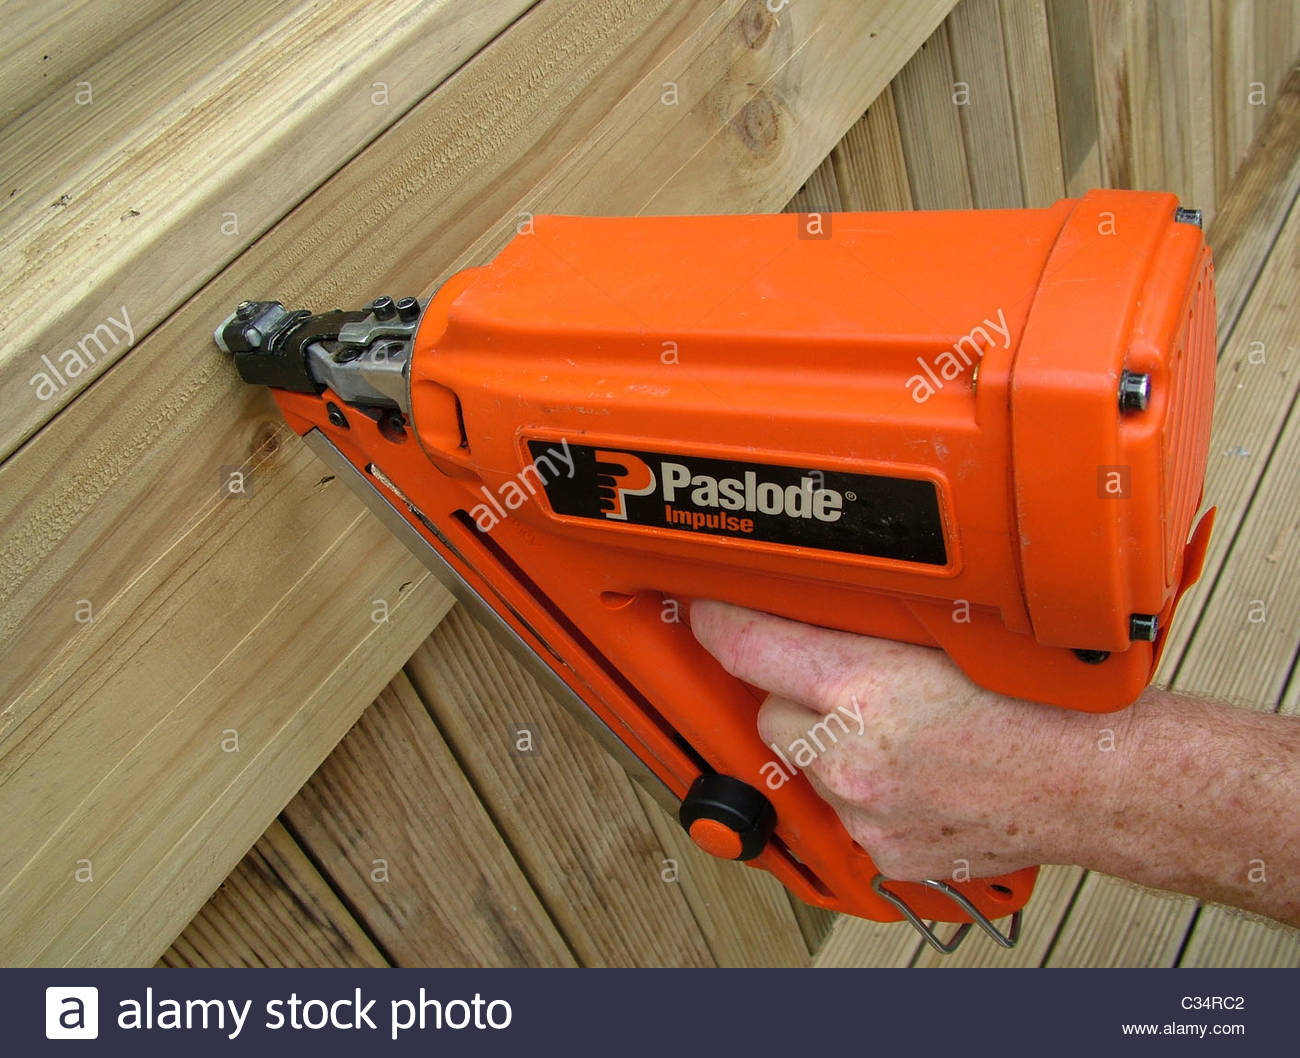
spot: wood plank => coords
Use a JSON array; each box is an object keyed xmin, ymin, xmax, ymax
[
  {"xmin": 1147, "ymin": 0, "xmax": 1216, "ymax": 220},
  {"xmin": 0, "ymin": 0, "xmax": 535, "ymax": 461},
  {"xmin": 812, "ymin": 916, "xmax": 921, "ymax": 968},
  {"xmin": 998, "ymin": 0, "xmax": 1066, "ymax": 207},
  {"xmin": 281, "ymin": 672, "xmax": 575, "ymax": 967},
  {"xmin": 1173, "ymin": 395, "xmax": 1300, "ymax": 707},
  {"xmin": 785, "ymin": 896, "xmax": 839, "ymax": 957},
  {"xmin": 947, "ymin": 0, "xmax": 1023, "ymax": 208},
  {"xmin": 0, "ymin": 506, "xmax": 453, "ymax": 966},
  {"xmin": 1044, "ymin": 0, "xmax": 1103, "ymax": 194},
  {"xmin": 1178, "ymin": 905, "xmax": 1300, "ymax": 967},
  {"xmin": 893, "ymin": 24, "xmax": 973, "ymax": 209},
  {"xmin": 1045, "ymin": 874, "xmax": 1196, "ymax": 967},
  {"xmin": 634, "ymin": 787, "xmax": 811, "ymax": 966},
  {"xmin": 1255, "ymin": 0, "xmax": 1299, "ymax": 133},
  {"xmin": 1202, "ymin": 65, "xmax": 1300, "ymax": 336},
  {"xmin": 1211, "ymin": 0, "xmax": 1257, "ymax": 198},
  {"xmin": 1089, "ymin": 0, "xmax": 1137, "ymax": 189},
  {"xmin": 404, "ymin": 608, "xmax": 714, "ymax": 966},
  {"xmin": 159, "ymin": 821, "xmax": 387, "ymax": 968},
  {"xmin": 829, "ymin": 84, "xmax": 914, "ymax": 212},
  {"xmin": 0, "ymin": 0, "xmax": 181, "ymax": 124},
  {"xmin": 1172, "ymin": 0, "xmax": 1218, "ymax": 224},
  {"xmin": 1123, "ymin": 1, "xmax": 1167, "ymax": 190},
  {"xmin": 0, "ymin": 0, "xmax": 958, "ymax": 967},
  {"xmin": 1157, "ymin": 194, "xmax": 1300, "ymax": 672},
  {"xmin": 785, "ymin": 155, "xmax": 844, "ymax": 214}
]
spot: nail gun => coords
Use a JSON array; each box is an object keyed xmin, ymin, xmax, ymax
[{"xmin": 216, "ymin": 188, "xmax": 1217, "ymax": 954}]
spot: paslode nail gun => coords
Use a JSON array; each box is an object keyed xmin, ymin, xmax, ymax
[{"xmin": 217, "ymin": 189, "xmax": 1216, "ymax": 954}]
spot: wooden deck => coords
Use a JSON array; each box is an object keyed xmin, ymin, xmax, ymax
[{"xmin": 166, "ymin": 57, "xmax": 1300, "ymax": 969}]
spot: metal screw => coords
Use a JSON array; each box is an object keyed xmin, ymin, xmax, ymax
[
  {"xmin": 1118, "ymin": 370, "xmax": 1150, "ymax": 412},
  {"xmin": 236, "ymin": 300, "xmax": 257, "ymax": 320},
  {"xmin": 372, "ymin": 296, "xmax": 396, "ymax": 320},
  {"xmin": 1129, "ymin": 614, "xmax": 1158, "ymax": 642},
  {"xmin": 326, "ymin": 402, "xmax": 349, "ymax": 429},
  {"xmin": 1174, "ymin": 206, "xmax": 1202, "ymax": 228},
  {"xmin": 396, "ymin": 296, "xmax": 420, "ymax": 321}
]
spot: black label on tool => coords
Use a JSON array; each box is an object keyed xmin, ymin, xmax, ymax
[{"xmin": 526, "ymin": 441, "xmax": 948, "ymax": 565}]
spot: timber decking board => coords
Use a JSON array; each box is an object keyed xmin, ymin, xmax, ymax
[
  {"xmin": 1045, "ymin": 0, "xmax": 1103, "ymax": 195},
  {"xmin": 634, "ymin": 787, "xmax": 812, "ymax": 966},
  {"xmin": 947, "ymin": 0, "xmax": 1023, "ymax": 208},
  {"xmin": 159, "ymin": 821, "xmax": 388, "ymax": 968},
  {"xmin": 1157, "ymin": 191, "xmax": 1300, "ymax": 672},
  {"xmin": 403, "ymin": 609, "xmax": 718, "ymax": 967},
  {"xmin": 998, "ymin": 0, "xmax": 1066, "ymax": 207},
  {"xmin": 1, "ymin": 0, "xmax": 958, "ymax": 967},
  {"xmin": 0, "ymin": 0, "xmax": 182, "ymax": 123},
  {"xmin": 893, "ymin": 25, "xmax": 974, "ymax": 210},
  {"xmin": 280, "ymin": 673, "xmax": 576, "ymax": 968},
  {"xmin": 828, "ymin": 84, "xmax": 914, "ymax": 212},
  {"xmin": 1199, "ymin": 66, "xmax": 1300, "ymax": 341},
  {"xmin": 0, "ymin": 0, "xmax": 538, "ymax": 461}
]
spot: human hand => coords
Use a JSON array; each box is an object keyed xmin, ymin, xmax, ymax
[{"xmin": 688, "ymin": 599, "xmax": 1123, "ymax": 881}]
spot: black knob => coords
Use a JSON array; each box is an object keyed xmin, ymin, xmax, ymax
[{"xmin": 679, "ymin": 773, "xmax": 776, "ymax": 861}]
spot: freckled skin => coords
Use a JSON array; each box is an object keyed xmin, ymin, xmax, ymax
[{"xmin": 691, "ymin": 599, "xmax": 1300, "ymax": 930}]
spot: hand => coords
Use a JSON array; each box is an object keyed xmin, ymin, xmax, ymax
[{"xmin": 688, "ymin": 599, "xmax": 1119, "ymax": 881}]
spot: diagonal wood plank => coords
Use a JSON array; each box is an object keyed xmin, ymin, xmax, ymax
[
  {"xmin": 635, "ymin": 787, "xmax": 811, "ymax": 966},
  {"xmin": 1157, "ymin": 193, "xmax": 1300, "ymax": 672},
  {"xmin": 403, "ymin": 607, "xmax": 715, "ymax": 967},
  {"xmin": 282, "ymin": 672, "xmax": 575, "ymax": 967},
  {"xmin": 159, "ymin": 821, "xmax": 387, "ymax": 968},
  {"xmin": 0, "ymin": 0, "xmax": 182, "ymax": 123},
  {"xmin": 828, "ymin": 84, "xmax": 913, "ymax": 212},
  {"xmin": 0, "ymin": 0, "xmax": 537, "ymax": 461}
]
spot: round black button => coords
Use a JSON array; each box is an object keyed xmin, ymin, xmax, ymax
[{"xmin": 678, "ymin": 773, "xmax": 776, "ymax": 861}]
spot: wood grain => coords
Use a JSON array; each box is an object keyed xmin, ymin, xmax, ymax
[
  {"xmin": 829, "ymin": 84, "xmax": 914, "ymax": 212},
  {"xmin": 947, "ymin": 0, "xmax": 1023, "ymax": 208},
  {"xmin": 998, "ymin": 0, "xmax": 1066, "ymax": 206},
  {"xmin": 404, "ymin": 607, "xmax": 715, "ymax": 967},
  {"xmin": 0, "ymin": 0, "xmax": 536, "ymax": 460},
  {"xmin": 281, "ymin": 673, "xmax": 576, "ymax": 967},
  {"xmin": 159, "ymin": 821, "xmax": 388, "ymax": 968},
  {"xmin": 894, "ymin": 25, "xmax": 973, "ymax": 209}
]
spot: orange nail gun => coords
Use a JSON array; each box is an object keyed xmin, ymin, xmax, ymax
[{"xmin": 217, "ymin": 189, "xmax": 1216, "ymax": 954}]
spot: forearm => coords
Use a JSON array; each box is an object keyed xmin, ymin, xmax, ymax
[{"xmin": 1059, "ymin": 689, "xmax": 1300, "ymax": 928}]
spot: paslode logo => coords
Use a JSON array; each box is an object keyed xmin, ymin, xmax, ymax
[{"xmin": 593, "ymin": 449, "xmax": 656, "ymax": 520}]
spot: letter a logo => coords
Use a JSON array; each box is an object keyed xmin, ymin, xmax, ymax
[
  {"xmin": 594, "ymin": 450, "xmax": 656, "ymax": 520},
  {"xmin": 46, "ymin": 987, "xmax": 98, "ymax": 1039}
]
